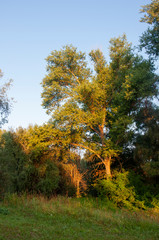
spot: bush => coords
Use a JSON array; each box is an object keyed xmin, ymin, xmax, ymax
[
  {"xmin": 151, "ymin": 196, "xmax": 159, "ymax": 210},
  {"xmin": 94, "ymin": 171, "xmax": 146, "ymax": 210}
]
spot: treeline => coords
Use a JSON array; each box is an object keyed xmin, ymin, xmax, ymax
[
  {"xmin": 0, "ymin": 125, "xmax": 85, "ymax": 198},
  {"xmin": 0, "ymin": 0, "xmax": 159, "ymax": 210},
  {"xmin": 0, "ymin": 119, "xmax": 158, "ymax": 210}
]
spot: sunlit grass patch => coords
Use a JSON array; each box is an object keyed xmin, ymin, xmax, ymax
[{"xmin": 0, "ymin": 194, "xmax": 159, "ymax": 240}]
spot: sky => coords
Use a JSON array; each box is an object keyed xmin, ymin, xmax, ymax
[{"xmin": 0, "ymin": 0, "xmax": 151, "ymax": 130}]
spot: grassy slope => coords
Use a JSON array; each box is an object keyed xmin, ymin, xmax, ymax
[{"xmin": 0, "ymin": 195, "xmax": 159, "ymax": 240}]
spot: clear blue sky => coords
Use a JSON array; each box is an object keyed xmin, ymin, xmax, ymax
[{"xmin": 0, "ymin": 0, "xmax": 150, "ymax": 130}]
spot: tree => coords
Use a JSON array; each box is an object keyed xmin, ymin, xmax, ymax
[
  {"xmin": 15, "ymin": 124, "xmax": 85, "ymax": 196},
  {"xmin": 0, "ymin": 125, "xmax": 62, "ymax": 196},
  {"xmin": 15, "ymin": 124, "xmax": 61, "ymax": 195},
  {"xmin": 0, "ymin": 130, "xmax": 28, "ymax": 195},
  {"xmin": 0, "ymin": 69, "xmax": 13, "ymax": 127},
  {"xmin": 41, "ymin": 36, "xmax": 158, "ymax": 178},
  {"xmin": 62, "ymin": 162, "xmax": 87, "ymax": 197},
  {"xmin": 140, "ymin": 0, "xmax": 159, "ymax": 58},
  {"xmin": 134, "ymin": 102, "xmax": 159, "ymax": 179}
]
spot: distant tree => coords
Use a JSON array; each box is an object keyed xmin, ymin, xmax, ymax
[
  {"xmin": 0, "ymin": 131, "xmax": 28, "ymax": 195},
  {"xmin": 140, "ymin": 0, "xmax": 159, "ymax": 58},
  {"xmin": 41, "ymin": 35, "xmax": 158, "ymax": 178},
  {"xmin": 0, "ymin": 69, "xmax": 13, "ymax": 127},
  {"xmin": 15, "ymin": 124, "xmax": 61, "ymax": 195},
  {"xmin": 0, "ymin": 126, "xmax": 62, "ymax": 196},
  {"xmin": 139, "ymin": 0, "xmax": 159, "ymax": 182},
  {"xmin": 134, "ymin": 102, "xmax": 159, "ymax": 179},
  {"xmin": 16, "ymin": 124, "xmax": 85, "ymax": 196}
]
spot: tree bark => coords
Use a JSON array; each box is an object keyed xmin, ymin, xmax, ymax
[
  {"xmin": 103, "ymin": 157, "xmax": 111, "ymax": 178},
  {"xmin": 76, "ymin": 180, "xmax": 80, "ymax": 198}
]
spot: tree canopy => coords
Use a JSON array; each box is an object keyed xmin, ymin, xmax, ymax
[
  {"xmin": 41, "ymin": 35, "xmax": 159, "ymax": 178},
  {"xmin": 140, "ymin": 0, "xmax": 159, "ymax": 58}
]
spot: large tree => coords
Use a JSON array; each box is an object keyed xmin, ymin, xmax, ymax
[
  {"xmin": 41, "ymin": 35, "xmax": 158, "ymax": 178},
  {"xmin": 140, "ymin": 0, "xmax": 159, "ymax": 58}
]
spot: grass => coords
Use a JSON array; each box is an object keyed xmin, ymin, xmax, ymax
[{"xmin": 0, "ymin": 194, "xmax": 159, "ymax": 240}]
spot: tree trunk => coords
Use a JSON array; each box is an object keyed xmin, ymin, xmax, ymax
[
  {"xmin": 76, "ymin": 180, "xmax": 80, "ymax": 198},
  {"xmin": 103, "ymin": 157, "xmax": 111, "ymax": 178}
]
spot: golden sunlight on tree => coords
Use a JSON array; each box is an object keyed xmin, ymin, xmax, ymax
[{"xmin": 41, "ymin": 35, "xmax": 158, "ymax": 178}]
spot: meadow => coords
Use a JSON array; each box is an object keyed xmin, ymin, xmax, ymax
[{"xmin": 0, "ymin": 194, "xmax": 159, "ymax": 240}]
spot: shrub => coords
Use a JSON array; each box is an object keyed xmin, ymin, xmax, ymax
[
  {"xmin": 151, "ymin": 196, "xmax": 159, "ymax": 210},
  {"xmin": 94, "ymin": 171, "xmax": 146, "ymax": 210}
]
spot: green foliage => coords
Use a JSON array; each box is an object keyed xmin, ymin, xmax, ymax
[
  {"xmin": 41, "ymin": 45, "xmax": 91, "ymax": 113},
  {"xmin": 58, "ymin": 168, "xmax": 76, "ymax": 197},
  {"xmin": 0, "ymin": 207, "xmax": 9, "ymax": 215},
  {"xmin": 14, "ymin": 125, "xmax": 64, "ymax": 196},
  {"xmin": 0, "ymin": 70, "xmax": 13, "ymax": 127},
  {"xmin": 41, "ymin": 36, "xmax": 158, "ymax": 178},
  {"xmin": 94, "ymin": 169, "xmax": 159, "ymax": 210},
  {"xmin": 1, "ymin": 22, "xmax": 159, "ymax": 209},
  {"xmin": 140, "ymin": 0, "xmax": 159, "ymax": 24},
  {"xmin": 140, "ymin": 0, "xmax": 159, "ymax": 57},
  {"xmin": 0, "ymin": 125, "xmax": 83, "ymax": 198},
  {"xmin": 0, "ymin": 131, "xmax": 28, "ymax": 196},
  {"xmin": 151, "ymin": 196, "xmax": 159, "ymax": 209},
  {"xmin": 134, "ymin": 103, "xmax": 159, "ymax": 180},
  {"xmin": 37, "ymin": 160, "xmax": 60, "ymax": 197},
  {"xmin": 94, "ymin": 171, "xmax": 145, "ymax": 210}
]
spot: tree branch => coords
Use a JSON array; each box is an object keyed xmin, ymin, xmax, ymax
[{"xmin": 70, "ymin": 143, "xmax": 103, "ymax": 162}]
